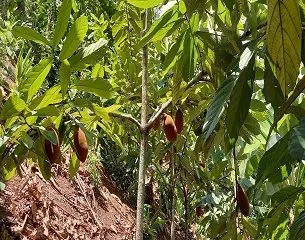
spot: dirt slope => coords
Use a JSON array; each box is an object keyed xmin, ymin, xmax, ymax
[{"xmin": 0, "ymin": 165, "xmax": 135, "ymax": 240}]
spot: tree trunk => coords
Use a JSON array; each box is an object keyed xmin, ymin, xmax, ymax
[{"xmin": 135, "ymin": 9, "xmax": 150, "ymax": 240}]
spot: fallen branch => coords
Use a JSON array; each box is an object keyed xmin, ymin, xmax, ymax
[{"xmin": 76, "ymin": 174, "xmax": 104, "ymax": 230}]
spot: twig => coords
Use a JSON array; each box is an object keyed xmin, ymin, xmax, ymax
[
  {"xmin": 35, "ymin": 172, "xmax": 87, "ymax": 211},
  {"xmin": 147, "ymin": 70, "xmax": 209, "ymax": 129},
  {"xmin": 48, "ymin": 197, "xmax": 79, "ymax": 219},
  {"xmin": 109, "ymin": 112, "xmax": 141, "ymax": 129},
  {"xmin": 76, "ymin": 174, "xmax": 104, "ymax": 230},
  {"xmin": 265, "ymin": 75, "xmax": 305, "ymax": 148},
  {"xmin": 20, "ymin": 214, "xmax": 28, "ymax": 232}
]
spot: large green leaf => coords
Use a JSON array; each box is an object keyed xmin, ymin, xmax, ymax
[
  {"xmin": 267, "ymin": 0, "xmax": 301, "ymax": 96},
  {"xmin": 225, "ymin": 57, "xmax": 255, "ymax": 149},
  {"xmin": 127, "ymin": 0, "xmax": 163, "ymax": 8},
  {"xmin": 59, "ymin": 16, "xmax": 88, "ymax": 60},
  {"xmin": 19, "ymin": 58, "xmax": 53, "ymax": 102},
  {"xmin": 256, "ymin": 132, "xmax": 295, "ymax": 187},
  {"xmin": 290, "ymin": 212, "xmax": 305, "ymax": 240},
  {"xmin": 162, "ymin": 32, "xmax": 185, "ymax": 73},
  {"xmin": 69, "ymin": 38, "xmax": 108, "ymax": 70},
  {"xmin": 181, "ymin": 29, "xmax": 195, "ymax": 82},
  {"xmin": 139, "ymin": 9, "xmax": 180, "ymax": 48},
  {"xmin": 72, "ymin": 79, "xmax": 113, "ymax": 99},
  {"xmin": 289, "ymin": 118, "xmax": 305, "ymax": 160},
  {"xmin": 33, "ymin": 137, "xmax": 51, "ymax": 180},
  {"xmin": 202, "ymin": 77, "xmax": 236, "ymax": 140},
  {"xmin": 271, "ymin": 186, "xmax": 304, "ymax": 205},
  {"xmin": 0, "ymin": 95, "xmax": 26, "ymax": 120},
  {"xmin": 12, "ymin": 26, "xmax": 51, "ymax": 46},
  {"xmin": 29, "ymin": 85, "xmax": 62, "ymax": 110},
  {"xmin": 263, "ymin": 58, "xmax": 284, "ymax": 113},
  {"xmin": 53, "ymin": 0, "xmax": 72, "ymax": 47},
  {"xmin": 59, "ymin": 59, "xmax": 71, "ymax": 98}
]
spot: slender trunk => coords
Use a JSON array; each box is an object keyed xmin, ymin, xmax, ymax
[
  {"xmin": 170, "ymin": 146, "xmax": 175, "ymax": 240},
  {"xmin": 135, "ymin": 9, "xmax": 150, "ymax": 240},
  {"xmin": 183, "ymin": 184, "xmax": 188, "ymax": 240}
]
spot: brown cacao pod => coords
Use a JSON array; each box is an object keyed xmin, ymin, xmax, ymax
[
  {"xmin": 152, "ymin": 116, "xmax": 160, "ymax": 130},
  {"xmin": 236, "ymin": 181, "xmax": 250, "ymax": 217},
  {"xmin": 44, "ymin": 126, "xmax": 61, "ymax": 164},
  {"xmin": 163, "ymin": 113, "xmax": 177, "ymax": 142},
  {"xmin": 196, "ymin": 206, "xmax": 204, "ymax": 217},
  {"xmin": 175, "ymin": 108, "xmax": 183, "ymax": 134},
  {"xmin": 144, "ymin": 182, "xmax": 154, "ymax": 205},
  {"xmin": 73, "ymin": 127, "xmax": 88, "ymax": 162}
]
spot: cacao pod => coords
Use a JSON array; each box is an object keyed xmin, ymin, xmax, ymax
[
  {"xmin": 236, "ymin": 181, "xmax": 250, "ymax": 217},
  {"xmin": 152, "ymin": 116, "xmax": 160, "ymax": 130},
  {"xmin": 163, "ymin": 113, "xmax": 177, "ymax": 142},
  {"xmin": 73, "ymin": 127, "xmax": 88, "ymax": 162},
  {"xmin": 196, "ymin": 206, "xmax": 204, "ymax": 217},
  {"xmin": 144, "ymin": 182, "xmax": 154, "ymax": 205},
  {"xmin": 44, "ymin": 126, "xmax": 61, "ymax": 164},
  {"xmin": 175, "ymin": 108, "xmax": 183, "ymax": 134}
]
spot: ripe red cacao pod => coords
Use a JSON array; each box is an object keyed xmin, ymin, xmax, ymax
[
  {"xmin": 163, "ymin": 113, "xmax": 177, "ymax": 142},
  {"xmin": 175, "ymin": 108, "xmax": 183, "ymax": 134},
  {"xmin": 44, "ymin": 126, "xmax": 61, "ymax": 164},
  {"xmin": 236, "ymin": 181, "xmax": 250, "ymax": 217},
  {"xmin": 73, "ymin": 127, "xmax": 88, "ymax": 162}
]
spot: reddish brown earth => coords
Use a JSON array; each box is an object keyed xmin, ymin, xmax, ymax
[{"xmin": 0, "ymin": 164, "xmax": 135, "ymax": 239}]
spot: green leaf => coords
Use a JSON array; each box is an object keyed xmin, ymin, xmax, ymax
[
  {"xmin": 244, "ymin": 113, "xmax": 261, "ymax": 136},
  {"xmin": 263, "ymin": 58, "xmax": 285, "ymax": 113},
  {"xmin": 0, "ymin": 95, "xmax": 26, "ymax": 120},
  {"xmin": 38, "ymin": 127, "xmax": 58, "ymax": 145},
  {"xmin": 267, "ymin": 0, "xmax": 302, "ymax": 96},
  {"xmin": 181, "ymin": 29, "xmax": 195, "ymax": 82},
  {"xmin": 1, "ymin": 157, "xmax": 16, "ymax": 181},
  {"xmin": 72, "ymin": 79, "xmax": 113, "ymax": 99},
  {"xmin": 256, "ymin": 132, "xmax": 295, "ymax": 187},
  {"xmin": 60, "ymin": 16, "xmax": 88, "ymax": 60},
  {"xmin": 12, "ymin": 26, "xmax": 51, "ymax": 46},
  {"xmin": 202, "ymin": 77, "xmax": 236, "ymax": 140},
  {"xmin": 19, "ymin": 58, "xmax": 53, "ymax": 102},
  {"xmin": 0, "ymin": 182, "xmax": 5, "ymax": 191},
  {"xmin": 139, "ymin": 9, "xmax": 180, "ymax": 48},
  {"xmin": 38, "ymin": 155, "xmax": 52, "ymax": 180},
  {"xmin": 225, "ymin": 57, "xmax": 255, "ymax": 149},
  {"xmin": 289, "ymin": 118, "xmax": 305, "ymax": 160},
  {"xmin": 162, "ymin": 33, "xmax": 184, "ymax": 72},
  {"xmin": 20, "ymin": 132, "xmax": 34, "ymax": 149},
  {"xmin": 53, "ymin": 0, "xmax": 72, "ymax": 47},
  {"xmin": 290, "ymin": 212, "xmax": 305, "ymax": 240},
  {"xmin": 272, "ymin": 186, "xmax": 304, "ymax": 205},
  {"xmin": 29, "ymin": 85, "xmax": 62, "ymax": 110},
  {"xmin": 34, "ymin": 106, "xmax": 60, "ymax": 116},
  {"xmin": 69, "ymin": 152, "xmax": 80, "ymax": 178},
  {"xmin": 127, "ymin": 0, "xmax": 163, "ymax": 8},
  {"xmin": 59, "ymin": 59, "xmax": 71, "ymax": 98},
  {"xmin": 69, "ymin": 38, "xmax": 108, "ymax": 70}
]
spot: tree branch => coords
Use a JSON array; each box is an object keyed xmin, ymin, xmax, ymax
[
  {"xmin": 265, "ymin": 75, "xmax": 305, "ymax": 147},
  {"xmin": 109, "ymin": 112, "xmax": 141, "ymax": 129},
  {"xmin": 147, "ymin": 70, "xmax": 210, "ymax": 129}
]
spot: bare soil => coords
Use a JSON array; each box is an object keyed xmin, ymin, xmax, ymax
[{"xmin": 0, "ymin": 164, "xmax": 135, "ymax": 240}]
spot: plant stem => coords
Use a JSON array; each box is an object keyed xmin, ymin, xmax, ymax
[
  {"xmin": 170, "ymin": 145, "xmax": 175, "ymax": 240},
  {"xmin": 135, "ymin": 9, "xmax": 150, "ymax": 240}
]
